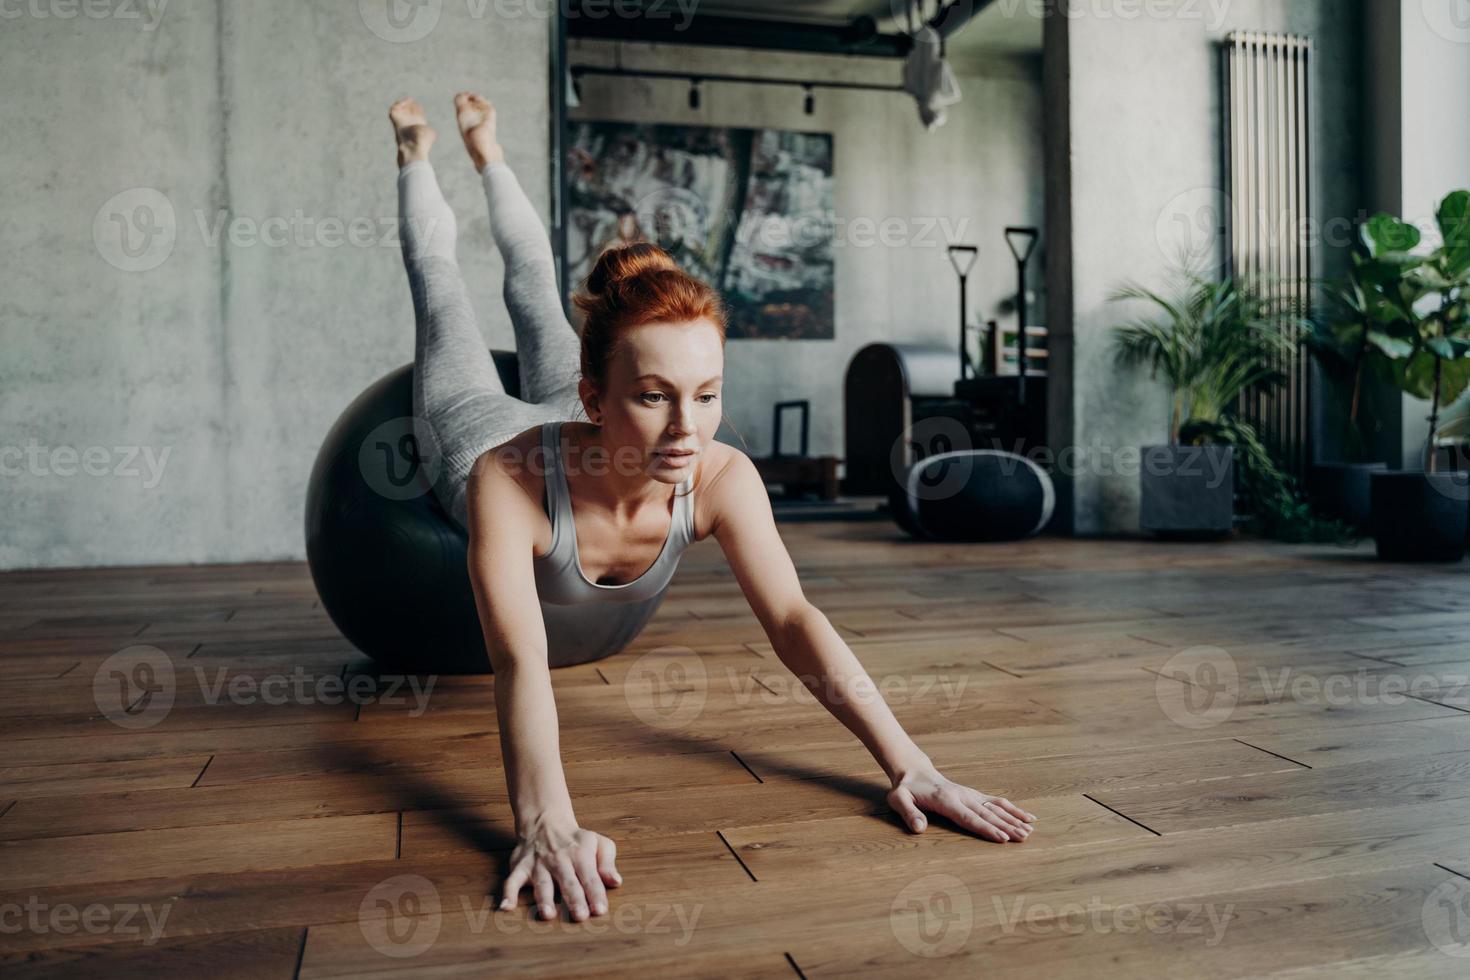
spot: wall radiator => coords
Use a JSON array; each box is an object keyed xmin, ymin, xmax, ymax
[{"xmin": 1224, "ymin": 31, "xmax": 1314, "ymax": 476}]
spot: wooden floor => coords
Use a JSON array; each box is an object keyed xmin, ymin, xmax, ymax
[{"xmin": 3, "ymin": 523, "xmax": 1470, "ymax": 977}]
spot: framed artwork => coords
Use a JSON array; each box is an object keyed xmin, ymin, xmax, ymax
[{"xmin": 566, "ymin": 120, "xmax": 835, "ymax": 339}]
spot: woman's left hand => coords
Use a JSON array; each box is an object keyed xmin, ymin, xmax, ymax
[{"xmin": 887, "ymin": 767, "xmax": 1036, "ymax": 842}]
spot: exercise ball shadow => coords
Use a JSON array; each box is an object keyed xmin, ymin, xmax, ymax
[
  {"xmin": 305, "ymin": 349, "xmax": 520, "ymax": 675},
  {"xmin": 892, "ymin": 450, "xmax": 1055, "ymax": 542}
]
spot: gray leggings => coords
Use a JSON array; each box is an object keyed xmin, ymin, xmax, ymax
[{"xmin": 398, "ymin": 159, "xmax": 583, "ymax": 530}]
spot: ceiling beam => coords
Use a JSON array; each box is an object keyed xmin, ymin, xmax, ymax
[{"xmin": 564, "ymin": 1, "xmax": 993, "ymax": 58}]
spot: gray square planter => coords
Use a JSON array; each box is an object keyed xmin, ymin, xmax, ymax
[{"xmin": 1140, "ymin": 444, "xmax": 1235, "ymax": 536}]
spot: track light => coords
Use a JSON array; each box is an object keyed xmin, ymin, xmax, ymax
[
  {"xmin": 689, "ymin": 78, "xmax": 701, "ymax": 110},
  {"xmin": 803, "ymin": 84, "xmax": 815, "ymax": 115}
]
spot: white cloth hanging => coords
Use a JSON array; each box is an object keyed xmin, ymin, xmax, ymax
[{"xmin": 902, "ymin": 25, "xmax": 962, "ymax": 130}]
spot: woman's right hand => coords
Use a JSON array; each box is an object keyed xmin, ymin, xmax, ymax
[{"xmin": 498, "ymin": 815, "xmax": 623, "ymax": 921}]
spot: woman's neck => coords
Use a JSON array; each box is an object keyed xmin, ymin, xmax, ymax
[{"xmin": 561, "ymin": 422, "xmax": 674, "ymax": 522}]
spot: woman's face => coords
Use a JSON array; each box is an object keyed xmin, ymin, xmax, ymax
[{"xmin": 583, "ymin": 318, "xmax": 725, "ymax": 484}]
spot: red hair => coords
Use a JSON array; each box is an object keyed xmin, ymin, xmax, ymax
[{"xmin": 573, "ymin": 242, "xmax": 727, "ymax": 389}]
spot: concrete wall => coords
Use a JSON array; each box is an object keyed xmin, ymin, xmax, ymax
[
  {"xmin": 1, "ymin": 0, "xmax": 550, "ymax": 569},
  {"xmin": 1046, "ymin": 0, "xmax": 1366, "ymax": 534},
  {"xmin": 1369, "ymin": 1, "xmax": 1470, "ymax": 469},
  {"xmin": 566, "ymin": 38, "xmax": 1046, "ymax": 460}
]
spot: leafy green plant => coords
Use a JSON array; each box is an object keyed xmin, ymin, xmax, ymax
[
  {"xmin": 1110, "ymin": 269, "xmax": 1303, "ymax": 445},
  {"xmin": 1355, "ymin": 192, "xmax": 1470, "ymax": 472},
  {"xmin": 1304, "ymin": 254, "xmax": 1392, "ymax": 462},
  {"xmin": 1180, "ymin": 417, "xmax": 1352, "ymax": 545},
  {"xmin": 1110, "ymin": 265, "xmax": 1353, "ymax": 543}
]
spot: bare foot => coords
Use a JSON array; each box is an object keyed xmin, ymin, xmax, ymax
[
  {"xmin": 389, "ymin": 97, "xmax": 436, "ymax": 168},
  {"xmin": 455, "ymin": 91, "xmax": 505, "ymax": 172}
]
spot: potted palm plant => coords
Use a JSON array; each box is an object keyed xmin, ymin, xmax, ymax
[
  {"xmin": 1111, "ymin": 268, "xmax": 1305, "ymax": 538},
  {"xmin": 1359, "ymin": 195, "xmax": 1470, "ymax": 561}
]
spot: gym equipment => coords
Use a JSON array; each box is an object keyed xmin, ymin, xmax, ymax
[
  {"xmin": 844, "ymin": 342, "xmax": 960, "ymax": 498},
  {"xmin": 951, "ymin": 227, "xmax": 1048, "ymax": 457},
  {"xmin": 752, "ymin": 399, "xmax": 840, "ymax": 500},
  {"xmin": 893, "ymin": 449, "xmax": 1055, "ymax": 542},
  {"xmin": 946, "ymin": 244, "xmax": 979, "ymax": 380},
  {"xmin": 304, "ymin": 349, "xmax": 522, "ymax": 674},
  {"xmin": 1003, "ymin": 226, "xmax": 1039, "ymax": 406}
]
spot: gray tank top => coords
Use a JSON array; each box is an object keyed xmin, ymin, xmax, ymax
[{"xmin": 532, "ymin": 421, "xmax": 695, "ymax": 667}]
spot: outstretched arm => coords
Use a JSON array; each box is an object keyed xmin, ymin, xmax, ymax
[
  {"xmin": 705, "ymin": 451, "xmax": 1037, "ymax": 842},
  {"xmin": 465, "ymin": 450, "xmax": 622, "ymax": 920}
]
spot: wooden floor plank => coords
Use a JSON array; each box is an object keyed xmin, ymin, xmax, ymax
[
  {"xmin": 1087, "ymin": 753, "xmax": 1470, "ymax": 834},
  {"xmin": 793, "ymin": 863, "xmax": 1460, "ymax": 978},
  {"xmin": 0, "ymin": 927, "xmax": 307, "ymax": 980},
  {"xmin": 0, "ymin": 755, "xmax": 212, "ymax": 800},
  {"xmin": 721, "ymin": 794, "xmax": 1154, "ymax": 881},
  {"xmin": 0, "ymin": 813, "xmax": 398, "ymax": 890},
  {"xmin": 3, "ymin": 527, "xmax": 1469, "ymax": 974},
  {"xmin": 0, "ymin": 835, "xmax": 750, "ymax": 957}
]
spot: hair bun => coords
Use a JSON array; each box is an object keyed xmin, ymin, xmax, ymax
[{"xmin": 584, "ymin": 242, "xmax": 679, "ymax": 296}]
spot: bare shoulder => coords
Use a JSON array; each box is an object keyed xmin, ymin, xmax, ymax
[
  {"xmin": 691, "ymin": 439, "xmax": 763, "ymax": 542},
  {"xmin": 465, "ymin": 425, "xmax": 552, "ymax": 552},
  {"xmin": 466, "ymin": 425, "xmax": 544, "ymax": 500}
]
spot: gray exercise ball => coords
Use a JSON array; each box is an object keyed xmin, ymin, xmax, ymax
[
  {"xmin": 893, "ymin": 450, "xmax": 1055, "ymax": 541},
  {"xmin": 304, "ymin": 350, "xmax": 519, "ymax": 674}
]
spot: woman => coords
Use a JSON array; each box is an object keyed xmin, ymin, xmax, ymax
[{"xmin": 391, "ymin": 92, "xmax": 1038, "ymax": 925}]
